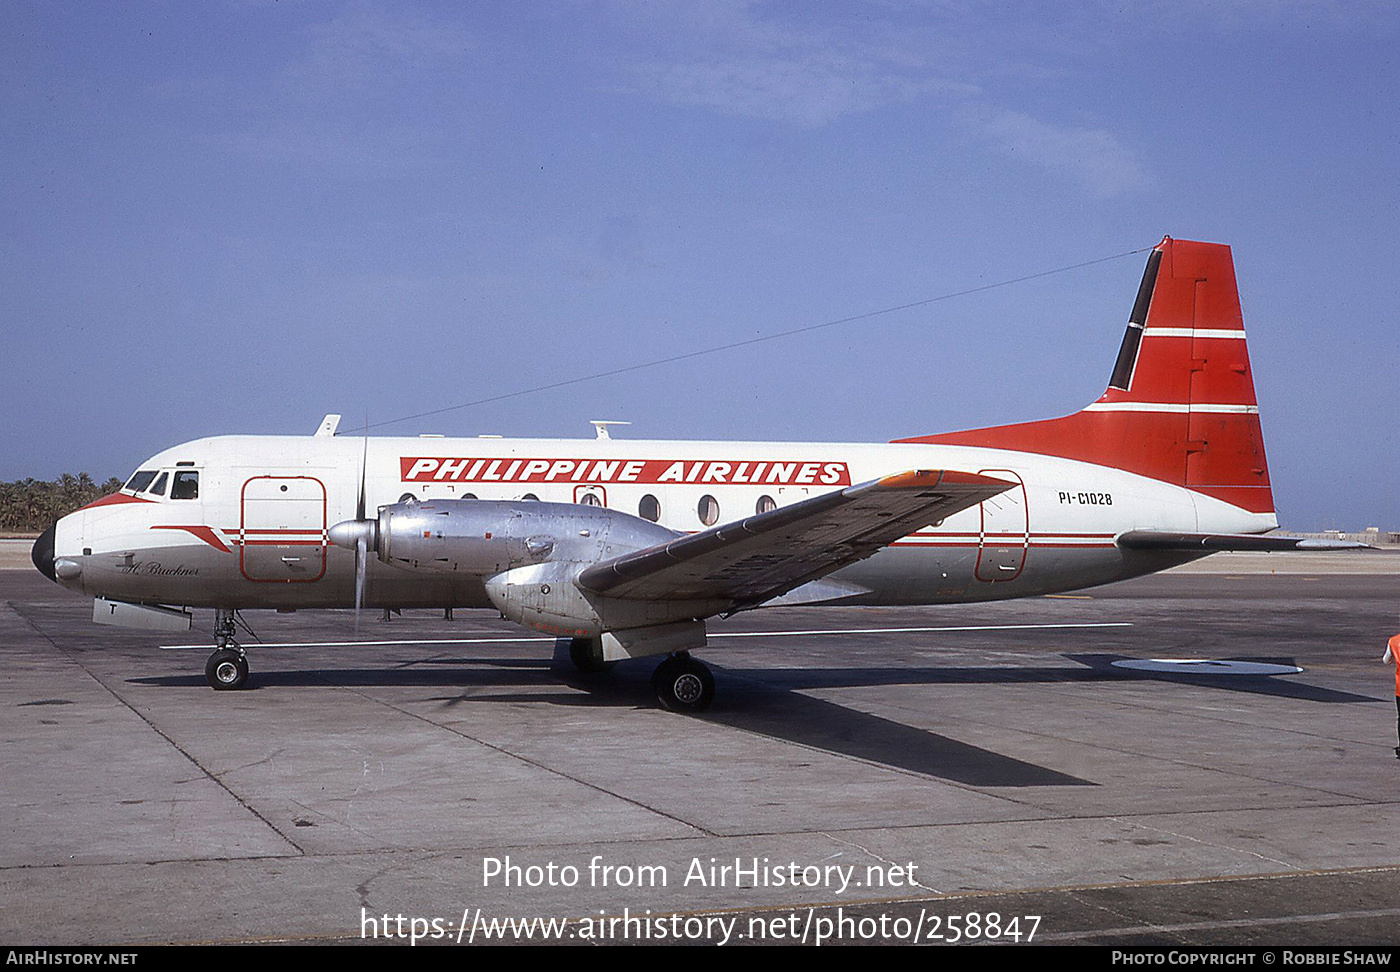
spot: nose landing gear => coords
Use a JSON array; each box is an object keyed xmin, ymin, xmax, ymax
[{"xmin": 205, "ymin": 609, "xmax": 249, "ymax": 690}]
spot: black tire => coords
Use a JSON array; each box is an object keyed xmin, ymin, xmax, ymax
[
  {"xmin": 567, "ymin": 637, "xmax": 615, "ymax": 674},
  {"xmin": 205, "ymin": 649, "xmax": 249, "ymax": 690},
  {"xmin": 652, "ymin": 655, "xmax": 714, "ymax": 713}
]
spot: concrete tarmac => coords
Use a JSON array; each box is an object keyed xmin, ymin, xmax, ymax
[{"xmin": 2, "ymin": 555, "xmax": 1399, "ymax": 946}]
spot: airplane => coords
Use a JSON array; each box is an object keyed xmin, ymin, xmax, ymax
[{"xmin": 30, "ymin": 236, "xmax": 1359, "ymax": 712}]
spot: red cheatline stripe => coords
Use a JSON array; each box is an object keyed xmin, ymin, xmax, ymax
[
  {"xmin": 149, "ymin": 525, "xmax": 231, "ymax": 553},
  {"xmin": 240, "ymin": 539, "xmax": 327, "ymax": 547},
  {"xmin": 235, "ymin": 528, "xmax": 324, "ymax": 535},
  {"xmin": 78, "ymin": 492, "xmax": 154, "ymax": 511}
]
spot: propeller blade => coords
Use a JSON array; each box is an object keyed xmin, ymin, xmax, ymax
[
  {"xmin": 354, "ymin": 535, "xmax": 367, "ymax": 636},
  {"xmin": 346, "ymin": 415, "xmax": 371, "ymax": 635},
  {"xmin": 356, "ymin": 418, "xmax": 368, "ymax": 522}
]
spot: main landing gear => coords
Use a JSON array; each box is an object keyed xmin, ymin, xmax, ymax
[
  {"xmin": 205, "ymin": 609, "xmax": 249, "ymax": 690},
  {"xmin": 559, "ymin": 639, "xmax": 716, "ymax": 712},
  {"xmin": 651, "ymin": 652, "xmax": 715, "ymax": 713}
]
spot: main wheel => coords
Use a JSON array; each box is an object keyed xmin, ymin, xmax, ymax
[
  {"xmin": 652, "ymin": 654, "xmax": 714, "ymax": 713},
  {"xmin": 205, "ymin": 649, "xmax": 249, "ymax": 690}
]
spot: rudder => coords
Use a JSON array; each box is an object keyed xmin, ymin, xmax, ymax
[{"xmin": 896, "ymin": 237, "xmax": 1274, "ymax": 515}]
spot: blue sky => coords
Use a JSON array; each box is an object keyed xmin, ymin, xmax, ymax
[{"xmin": 3, "ymin": 1, "xmax": 1396, "ymax": 530}]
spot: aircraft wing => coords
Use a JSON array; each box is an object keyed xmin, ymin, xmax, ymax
[
  {"xmin": 578, "ymin": 469, "xmax": 1014, "ymax": 606},
  {"xmin": 1116, "ymin": 531, "xmax": 1374, "ymax": 551}
]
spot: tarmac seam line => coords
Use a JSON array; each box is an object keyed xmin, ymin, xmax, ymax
[
  {"xmin": 310, "ymin": 674, "xmax": 721, "ymax": 839},
  {"xmin": 1037, "ymin": 905, "xmax": 1400, "ymax": 943},
  {"xmin": 7, "ymin": 600, "xmax": 307, "ymax": 858}
]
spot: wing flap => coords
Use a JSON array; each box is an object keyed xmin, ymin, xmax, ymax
[{"xmin": 578, "ymin": 469, "xmax": 1014, "ymax": 604}]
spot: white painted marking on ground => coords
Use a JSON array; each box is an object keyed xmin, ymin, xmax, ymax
[
  {"xmin": 161, "ymin": 621, "xmax": 1132, "ymax": 650},
  {"xmin": 161, "ymin": 636, "xmax": 553, "ymax": 650},
  {"xmin": 712, "ymin": 622, "xmax": 1133, "ymax": 638},
  {"xmin": 1112, "ymin": 658, "xmax": 1303, "ymax": 675}
]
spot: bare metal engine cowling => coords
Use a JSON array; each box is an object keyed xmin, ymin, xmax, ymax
[
  {"xmin": 365, "ymin": 499, "xmax": 723, "ymax": 637},
  {"xmin": 372, "ymin": 498, "xmax": 672, "ymax": 573}
]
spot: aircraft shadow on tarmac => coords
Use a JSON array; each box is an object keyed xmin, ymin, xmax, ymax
[{"xmin": 127, "ymin": 651, "xmax": 1378, "ymax": 790}]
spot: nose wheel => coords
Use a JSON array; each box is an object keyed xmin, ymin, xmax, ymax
[
  {"xmin": 652, "ymin": 653, "xmax": 714, "ymax": 712},
  {"xmin": 205, "ymin": 649, "xmax": 248, "ymax": 690},
  {"xmin": 206, "ymin": 609, "xmax": 251, "ymax": 691}
]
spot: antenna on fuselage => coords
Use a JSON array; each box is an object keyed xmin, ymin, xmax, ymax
[{"xmin": 589, "ymin": 420, "xmax": 630, "ymax": 440}]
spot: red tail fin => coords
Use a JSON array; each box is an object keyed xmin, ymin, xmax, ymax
[{"xmin": 895, "ymin": 237, "xmax": 1274, "ymax": 514}]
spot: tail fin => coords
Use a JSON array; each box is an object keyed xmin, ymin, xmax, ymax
[{"xmin": 895, "ymin": 237, "xmax": 1274, "ymax": 515}]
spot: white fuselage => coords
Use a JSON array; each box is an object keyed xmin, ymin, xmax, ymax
[{"xmin": 50, "ymin": 433, "xmax": 1275, "ymax": 612}]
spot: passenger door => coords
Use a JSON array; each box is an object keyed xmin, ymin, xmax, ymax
[
  {"xmin": 239, "ymin": 475, "xmax": 327, "ymax": 582},
  {"xmin": 975, "ymin": 469, "xmax": 1028, "ymax": 582}
]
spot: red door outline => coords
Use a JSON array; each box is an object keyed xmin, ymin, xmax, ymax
[
  {"xmin": 975, "ymin": 468, "xmax": 1028, "ymax": 582},
  {"xmin": 239, "ymin": 476, "xmax": 328, "ymax": 583}
]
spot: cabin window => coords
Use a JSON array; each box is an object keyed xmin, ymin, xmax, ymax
[
  {"xmin": 125, "ymin": 470, "xmax": 157, "ymax": 493},
  {"xmin": 579, "ymin": 492, "xmax": 602, "ymax": 507},
  {"xmin": 170, "ymin": 471, "xmax": 199, "ymax": 500},
  {"xmin": 148, "ymin": 472, "xmax": 169, "ymax": 496},
  {"xmin": 638, "ymin": 494, "xmax": 660, "ymax": 522},
  {"xmin": 756, "ymin": 495, "xmax": 777, "ymax": 514},
  {"xmin": 698, "ymin": 494, "xmax": 720, "ymax": 526},
  {"xmin": 521, "ymin": 493, "xmax": 539, "ymax": 501}
]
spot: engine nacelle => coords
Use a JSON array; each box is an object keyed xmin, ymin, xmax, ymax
[
  {"xmin": 481, "ymin": 560, "xmax": 723, "ymax": 638},
  {"xmin": 368, "ymin": 498, "xmax": 677, "ymax": 575},
  {"xmin": 333, "ymin": 499, "xmax": 726, "ymax": 640}
]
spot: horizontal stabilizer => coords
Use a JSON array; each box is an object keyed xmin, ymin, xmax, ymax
[
  {"xmin": 578, "ymin": 469, "xmax": 1013, "ymax": 606},
  {"xmin": 1117, "ymin": 531, "xmax": 1374, "ymax": 552}
]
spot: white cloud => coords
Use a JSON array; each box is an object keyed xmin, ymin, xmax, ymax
[
  {"xmin": 610, "ymin": 3, "xmax": 1153, "ymax": 193},
  {"xmin": 287, "ymin": 2, "xmax": 473, "ymax": 91},
  {"xmin": 972, "ymin": 108, "xmax": 1154, "ymax": 197},
  {"xmin": 613, "ymin": 0, "xmax": 976, "ymax": 126},
  {"xmin": 636, "ymin": 55, "xmax": 970, "ymax": 127},
  {"xmin": 1090, "ymin": 0, "xmax": 1399, "ymax": 31}
]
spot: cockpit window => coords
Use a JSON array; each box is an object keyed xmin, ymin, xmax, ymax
[
  {"xmin": 125, "ymin": 470, "xmax": 157, "ymax": 493},
  {"xmin": 148, "ymin": 472, "xmax": 169, "ymax": 496},
  {"xmin": 171, "ymin": 470, "xmax": 199, "ymax": 500}
]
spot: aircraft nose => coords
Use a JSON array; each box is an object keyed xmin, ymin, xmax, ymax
[{"xmin": 31, "ymin": 524, "xmax": 56, "ymax": 582}]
